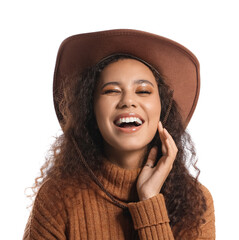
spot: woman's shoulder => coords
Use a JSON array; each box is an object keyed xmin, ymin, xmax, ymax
[
  {"xmin": 198, "ymin": 183, "xmax": 215, "ymax": 221},
  {"xmin": 35, "ymin": 177, "xmax": 89, "ymax": 204},
  {"xmin": 33, "ymin": 178, "xmax": 64, "ymax": 208},
  {"xmin": 37, "ymin": 178, "xmax": 59, "ymax": 193},
  {"xmin": 24, "ymin": 180, "xmax": 71, "ymax": 239},
  {"xmin": 199, "ymin": 183, "xmax": 214, "ymax": 205}
]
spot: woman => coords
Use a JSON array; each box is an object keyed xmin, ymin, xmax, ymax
[{"xmin": 23, "ymin": 29, "xmax": 215, "ymax": 239}]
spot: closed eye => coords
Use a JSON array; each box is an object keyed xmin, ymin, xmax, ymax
[
  {"xmin": 103, "ymin": 89, "xmax": 121, "ymax": 94},
  {"xmin": 136, "ymin": 91, "xmax": 151, "ymax": 94}
]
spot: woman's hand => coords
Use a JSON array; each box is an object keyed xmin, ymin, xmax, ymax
[{"xmin": 136, "ymin": 121, "xmax": 178, "ymax": 201}]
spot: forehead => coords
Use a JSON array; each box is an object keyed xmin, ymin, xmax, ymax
[{"xmin": 99, "ymin": 58, "xmax": 156, "ymax": 83}]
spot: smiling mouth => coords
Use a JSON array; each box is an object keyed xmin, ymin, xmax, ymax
[{"xmin": 114, "ymin": 117, "xmax": 144, "ymax": 128}]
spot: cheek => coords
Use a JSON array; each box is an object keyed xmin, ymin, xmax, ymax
[
  {"xmin": 144, "ymin": 96, "xmax": 161, "ymax": 139},
  {"xmin": 146, "ymin": 95, "xmax": 161, "ymax": 120}
]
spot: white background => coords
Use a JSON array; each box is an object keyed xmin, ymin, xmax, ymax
[{"xmin": 1, "ymin": 0, "xmax": 238, "ymax": 239}]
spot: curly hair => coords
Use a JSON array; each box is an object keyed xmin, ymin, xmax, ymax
[{"xmin": 29, "ymin": 54, "xmax": 207, "ymax": 239}]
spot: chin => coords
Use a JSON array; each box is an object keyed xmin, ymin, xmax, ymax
[
  {"xmin": 108, "ymin": 138, "xmax": 151, "ymax": 153},
  {"xmin": 101, "ymin": 127, "xmax": 157, "ymax": 154}
]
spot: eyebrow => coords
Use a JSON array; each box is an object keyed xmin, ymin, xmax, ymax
[{"xmin": 101, "ymin": 79, "xmax": 154, "ymax": 89}]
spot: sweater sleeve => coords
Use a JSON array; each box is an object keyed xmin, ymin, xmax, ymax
[
  {"xmin": 128, "ymin": 186, "xmax": 215, "ymax": 240},
  {"xmin": 23, "ymin": 179, "xmax": 67, "ymax": 240},
  {"xmin": 128, "ymin": 194, "xmax": 174, "ymax": 239}
]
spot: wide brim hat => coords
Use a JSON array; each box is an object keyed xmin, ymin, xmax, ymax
[{"xmin": 53, "ymin": 29, "xmax": 200, "ymax": 129}]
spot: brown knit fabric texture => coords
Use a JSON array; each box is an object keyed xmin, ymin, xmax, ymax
[{"xmin": 23, "ymin": 159, "xmax": 215, "ymax": 239}]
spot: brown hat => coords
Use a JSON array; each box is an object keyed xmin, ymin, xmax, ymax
[{"xmin": 53, "ymin": 29, "xmax": 200, "ymax": 129}]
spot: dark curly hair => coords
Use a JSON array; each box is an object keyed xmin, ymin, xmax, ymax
[{"xmin": 30, "ymin": 54, "xmax": 207, "ymax": 239}]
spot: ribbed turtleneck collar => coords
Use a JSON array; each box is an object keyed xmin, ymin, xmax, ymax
[{"xmin": 96, "ymin": 159, "xmax": 143, "ymax": 203}]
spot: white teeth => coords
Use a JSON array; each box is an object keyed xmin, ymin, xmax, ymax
[
  {"xmin": 115, "ymin": 117, "xmax": 143, "ymax": 126},
  {"xmin": 135, "ymin": 118, "xmax": 143, "ymax": 125}
]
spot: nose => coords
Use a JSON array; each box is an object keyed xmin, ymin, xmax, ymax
[{"xmin": 117, "ymin": 92, "xmax": 137, "ymax": 109}]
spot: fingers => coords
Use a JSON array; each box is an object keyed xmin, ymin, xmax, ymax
[
  {"xmin": 144, "ymin": 122, "xmax": 178, "ymax": 170},
  {"xmin": 144, "ymin": 147, "xmax": 158, "ymax": 168},
  {"xmin": 158, "ymin": 121, "xmax": 167, "ymax": 155},
  {"xmin": 158, "ymin": 121, "xmax": 178, "ymax": 158}
]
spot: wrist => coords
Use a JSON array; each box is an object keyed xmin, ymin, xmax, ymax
[{"xmin": 138, "ymin": 193, "xmax": 159, "ymax": 201}]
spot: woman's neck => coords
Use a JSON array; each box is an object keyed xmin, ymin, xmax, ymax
[{"xmin": 104, "ymin": 144, "xmax": 147, "ymax": 169}]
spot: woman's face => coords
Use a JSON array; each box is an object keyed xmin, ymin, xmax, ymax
[{"xmin": 94, "ymin": 58, "xmax": 161, "ymax": 153}]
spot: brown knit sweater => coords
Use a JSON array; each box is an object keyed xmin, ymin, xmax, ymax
[{"xmin": 23, "ymin": 159, "xmax": 215, "ymax": 239}]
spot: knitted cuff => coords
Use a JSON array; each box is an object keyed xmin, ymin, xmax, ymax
[{"xmin": 128, "ymin": 194, "xmax": 170, "ymax": 230}]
